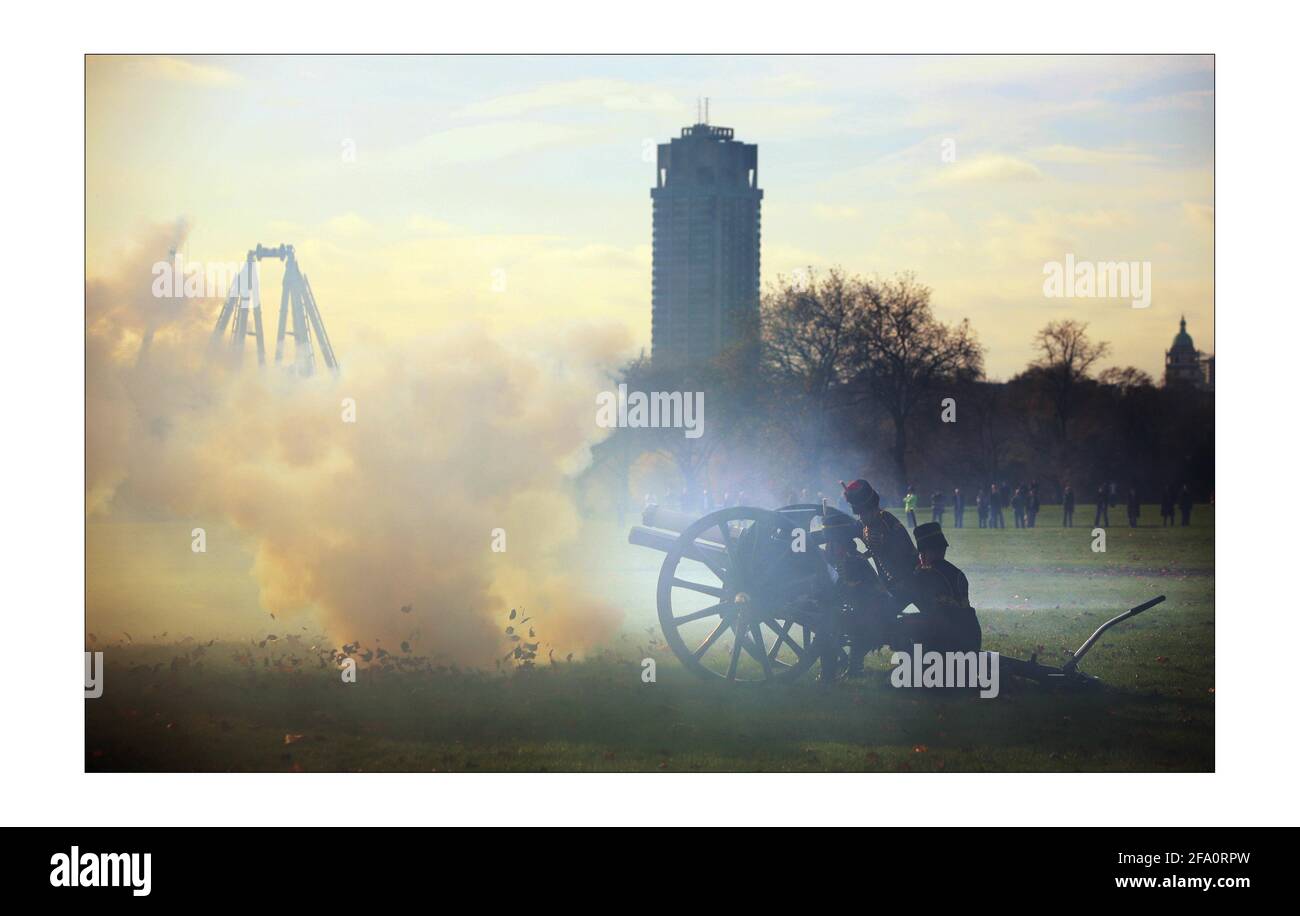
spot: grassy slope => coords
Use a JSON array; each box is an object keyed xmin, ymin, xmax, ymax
[{"xmin": 86, "ymin": 505, "xmax": 1213, "ymax": 772}]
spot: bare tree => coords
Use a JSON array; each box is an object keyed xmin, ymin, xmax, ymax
[
  {"xmin": 859, "ymin": 273, "xmax": 984, "ymax": 488},
  {"xmin": 1098, "ymin": 365, "xmax": 1154, "ymax": 393},
  {"xmin": 1030, "ymin": 319, "xmax": 1110, "ymax": 448},
  {"xmin": 616, "ymin": 354, "xmax": 719, "ymax": 500},
  {"xmin": 763, "ymin": 268, "xmax": 865, "ymax": 395},
  {"xmin": 761, "ymin": 268, "xmax": 870, "ymax": 484}
]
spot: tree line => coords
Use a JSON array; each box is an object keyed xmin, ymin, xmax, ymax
[{"xmin": 586, "ymin": 267, "xmax": 1213, "ymax": 514}]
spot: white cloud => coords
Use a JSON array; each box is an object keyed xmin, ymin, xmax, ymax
[
  {"xmin": 1062, "ymin": 209, "xmax": 1138, "ymax": 229},
  {"xmin": 1183, "ymin": 202, "xmax": 1214, "ymax": 229},
  {"xmin": 324, "ymin": 213, "xmax": 375, "ymax": 238},
  {"xmin": 406, "ymin": 215, "xmax": 458, "ymax": 235},
  {"xmin": 1132, "ymin": 90, "xmax": 1213, "ymax": 112},
  {"xmin": 932, "ymin": 155, "xmax": 1043, "ymax": 186},
  {"xmin": 392, "ymin": 121, "xmax": 595, "ymax": 167},
  {"xmin": 454, "ymin": 79, "xmax": 681, "ymax": 118},
  {"xmin": 813, "ymin": 204, "xmax": 860, "ymax": 221},
  {"xmin": 127, "ymin": 56, "xmax": 240, "ymax": 86},
  {"xmin": 1032, "ymin": 144, "xmax": 1158, "ymax": 165}
]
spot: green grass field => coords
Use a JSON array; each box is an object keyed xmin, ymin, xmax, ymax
[{"xmin": 86, "ymin": 504, "xmax": 1213, "ymax": 772}]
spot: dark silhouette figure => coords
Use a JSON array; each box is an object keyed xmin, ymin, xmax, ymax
[
  {"xmin": 897, "ymin": 522, "xmax": 981, "ymax": 655},
  {"xmin": 1127, "ymin": 487, "xmax": 1140, "ymax": 528},
  {"xmin": 1094, "ymin": 485, "xmax": 1110, "ymax": 527},
  {"xmin": 953, "ymin": 488, "xmax": 965, "ymax": 528},
  {"xmin": 976, "ymin": 488, "xmax": 989, "ymax": 528},
  {"xmin": 931, "ymin": 489, "xmax": 945, "ymax": 524},
  {"xmin": 1010, "ymin": 486, "xmax": 1026, "ymax": 529},
  {"xmin": 989, "ymin": 484, "xmax": 1005, "ymax": 529},
  {"xmin": 1027, "ymin": 481, "xmax": 1041, "ymax": 528},
  {"xmin": 1160, "ymin": 485, "xmax": 1176, "ymax": 527},
  {"xmin": 1063, "ymin": 485, "xmax": 1075, "ymax": 527},
  {"xmin": 1179, "ymin": 485, "xmax": 1194, "ymax": 526}
]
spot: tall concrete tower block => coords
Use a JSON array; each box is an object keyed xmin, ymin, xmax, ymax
[{"xmin": 651, "ymin": 122, "xmax": 762, "ymax": 365}]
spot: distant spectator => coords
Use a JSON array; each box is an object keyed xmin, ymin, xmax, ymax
[
  {"xmin": 1127, "ymin": 487, "xmax": 1140, "ymax": 528},
  {"xmin": 1179, "ymin": 485, "xmax": 1194, "ymax": 526},
  {"xmin": 989, "ymin": 484, "xmax": 1005, "ymax": 529},
  {"xmin": 976, "ymin": 488, "xmax": 988, "ymax": 528},
  {"xmin": 1062, "ymin": 485, "xmax": 1075, "ymax": 528},
  {"xmin": 1160, "ymin": 485, "xmax": 1176, "ymax": 527},
  {"xmin": 953, "ymin": 488, "xmax": 965, "ymax": 529},
  {"xmin": 1094, "ymin": 485, "xmax": 1110, "ymax": 527},
  {"xmin": 1011, "ymin": 486, "xmax": 1026, "ymax": 529},
  {"xmin": 903, "ymin": 486, "xmax": 919, "ymax": 528},
  {"xmin": 931, "ymin": 489, "xmax": 945, "ymax": 524},
  {"xmin": 1027, "ymin": 482, "xmax": 1041, "ymax": 528}
]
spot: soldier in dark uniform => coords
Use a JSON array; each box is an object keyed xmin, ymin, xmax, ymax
[
  {"xmin": 931, "ymin": 489, "xmax": 945, "ymax": 524},
  {"xmin": 953, "ymin": 487, "xmax": 965, "ymax": 528},
  {"xmin": 814, "ymin": 508, "xmax": 863, "ymax": 681},
  {"xmin": 821, "ymin": 478, "xmax": 915, "ymax": 680},
  {"xmin": 1126, "ymin": 486, "xmax": 1141, "ymax": 528},
  {"xmin": 817, "ymin": 506, "xmax": 893, "ymax": 679},
  {"xmin": 842, "ymin": 478, "xmax": 918, "ymax": 607},
  {"xmin": 1160, "ymin": 485, "xmax": 1176, "ymax": 527},
  {"xmin": 1027, "ymin": 482, "xmax": 1041, "ymax": 528},
  {"xmin": 797, "ymin": 480, "xmax": 916, "ymax": 682},
  {"xmin": 893, "ymin": 522, "xmax": 981, "ymax": 654}
]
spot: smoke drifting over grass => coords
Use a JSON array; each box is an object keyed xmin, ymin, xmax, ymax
[{"xmin": 87, "ymin": 225, "xmax": 624, "ymax": 665}]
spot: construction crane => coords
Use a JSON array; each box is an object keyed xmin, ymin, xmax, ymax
[{"xmin": 208, "ymin": 243, "xmax": 338, "ymax": 375}]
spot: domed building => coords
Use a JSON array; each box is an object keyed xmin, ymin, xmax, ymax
[{"xmin": 1165, "ymin": 316, "xmax": 1214, "ymax": 390}]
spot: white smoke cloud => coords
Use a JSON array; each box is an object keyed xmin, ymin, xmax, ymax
[{"xmin": 87, "ymin": 224, "xmax": 627, "ymax": 664}]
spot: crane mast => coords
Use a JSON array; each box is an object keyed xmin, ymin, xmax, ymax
[{"xmin": 209, "ymin": 243, "xmax": 338, "ymax": 375}]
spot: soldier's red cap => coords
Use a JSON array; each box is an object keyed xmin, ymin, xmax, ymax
[{"xmin": 842, "ymin": 478, "xmax": 880, "ymax": 510}]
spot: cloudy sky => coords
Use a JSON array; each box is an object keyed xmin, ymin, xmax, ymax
[{"xmin": 87, "ymin": 55, "xmax": 1213, "ymax": 378}]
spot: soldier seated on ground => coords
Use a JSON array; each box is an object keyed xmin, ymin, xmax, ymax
[
  {"xmin": 815, "ymin": 507, "xmax": 882, "ymax": 680},
  {"xmin": 892, "ymin": 522, "xmax": 981, "ymax": 655},
  {"xmin": 812, "ymin": 480, "xmax": 918, "ymax": 678}
]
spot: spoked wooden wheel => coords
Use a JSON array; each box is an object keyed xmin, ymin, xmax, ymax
[{"xmin": 656, "ymin": 506, "xmax": 832, "ymax": 683}]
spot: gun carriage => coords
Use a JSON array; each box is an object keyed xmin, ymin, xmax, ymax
[{"xmin": 628, "ymin": 502, "xmax": 1165, "ymax": 685}]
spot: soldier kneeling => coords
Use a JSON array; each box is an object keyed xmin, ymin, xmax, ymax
[
  {"xmin": 892, "ymin": 522, "xmax": 981, "ymax": 655},
  {"xmin": 818, "ymin": 499, "xmax": 914, "ymax": 680}
]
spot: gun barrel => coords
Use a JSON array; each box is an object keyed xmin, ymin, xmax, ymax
[
  {"xmin": 641, "ymin": 505, "xmax": 700, "ymax": 534},
  {"xmin": 628, "ymin": 525, "xmax": 729, "ymax": 568}
]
